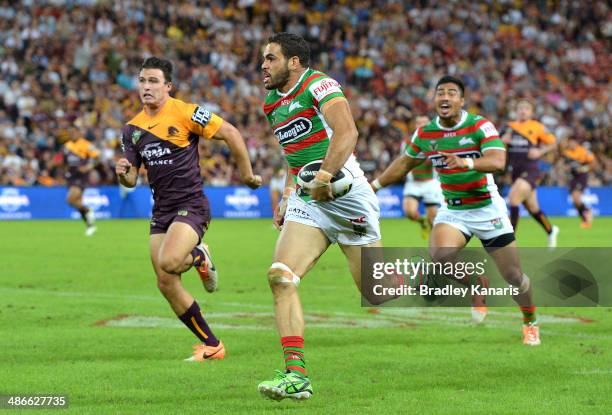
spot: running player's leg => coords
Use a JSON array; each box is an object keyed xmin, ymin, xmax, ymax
[
  {"xmin": 403, "ymin": 196, "xmax": 421, "ymax": 222},
  {"xmin": 430, "ymin": 222, "xmax": 488, "ymax": 321},
  {"xmin": 159, "ymin": 204, "xmax": 217, "ymax": 291},
  {"xmin": 484, "ymin": 238, "xmax": 540, "ymax": 345},
  {"xmin": 429, "ymin": 223, "xmax": 468, "ymax": 259},
  {"xmin": 66, "ymin": 185, "xmax": 88, "ymax": 221},
  {"xmin": 404, "ymin": 195, "xmax": 428, "ymax": 239},
  {"xmin": 152, "ymin": 223, "xmax": 224, "ymax": 358},
  {"xmin": 423, "ymin": 180, "xmax": 442, "ymax": 227},
  {"xmin": 507, "ymin": 177, "xmax": 531, "ymax": 230},
  {"xmin": 571, "ymin": 185, "xmax": 591, "ymax": 227},
  {"xmin": 425, "ymin": 205, "xmax": 438, "ymax": 226},
  {"xmin": 259, "ymin": 221, "xmax": 328, "ymax": 400},
  {"xmin": 339, "ymin": 240, "xmax": 404, "ymax": 305},
  {"xmin": 571, "ymin": 189, "xmax": 584, "ymax": 219},
  {"xmin": 270, "ymin": 221, "xmax": 329, "ymax": 353},
  {"xmin": 151, "ymin": 230, "xmax": 195, "ymax": 315},
  {"xmin": 524, "ymin": 188, "xmax": 558, "ymax": 246},
  {"xmin": 67, "ymin": 184, "xmax": 96, "ymax": 234}
]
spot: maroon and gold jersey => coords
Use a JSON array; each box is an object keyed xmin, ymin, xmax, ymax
[
  {"xmin": 121, "ymin": 97, "xmax": 223, "ymax": 209},
  {"xmin": 64, "ymin": 137, "xmax": 99, "ymax": 174},
  {"xmin": 563, "ymin": 144, "xmax": 594, "ymax": 176},
  {"xmin": 504, "ymin": 119, "xmax": 555, "ymax": 168}
]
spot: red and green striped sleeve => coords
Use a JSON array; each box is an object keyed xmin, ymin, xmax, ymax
[
  {"xmin": 404, "ymin": 130, "xmax": 426, "ymax": 159},
  {"xmin": 478, "ymin": 120, "xmax": 505, "ymax": 152},
  {"xmin": 308, "ymin": 77, "xmax": 345, "ymax": 109}
]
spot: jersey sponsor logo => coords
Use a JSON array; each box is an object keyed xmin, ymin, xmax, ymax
[
  {"xmin": 132, "ymin": 130, "xmax": 142, "ymax": 145},
  {"xmin": 310, "ymin": 78, "xmax": 342, "ymax": 102},
  {"xmin": 444, "ymin": 132, "xmax": 456, "ymax": 138},
  {"xmin": 177, "ymin": 209, "xmax": 188, "ymax": 216},
  {"xmin": 140, "ymin": 142, "xmax": 171, "ymax": 160},
  {"xmin": 430, "ymin": 156, "xmax": 447, "ymax": 168},
  {"xmin": 191, "ymin": 106, "xmax": 211, "ymax": 127},
  {"xmin": 66, "ymin": 152, "xmax": 83, "ymax": 165},
  {"xmin": 288, "ymin": 101, "xmax": 302, "ymax": 112},
  {"xmin": 274, "ymin": 117, "xmax": 313, "ymax": 145},
  {"xmin": 480, "ymin": 121, "xmax": 499, "ymax": 138},
  {"xmin": 431, "ymin": 151, "xmax": 481, "ymax": 168},
  {"xmin": 459, "ymin": 137, "xmax": 475, "ymax": 145},
  {"xmin": 287, "ymin": 205, "xmax": 312, "ymax": 220},
  {"xmin": 509, "ymin": 135, "xmax": 530, "ymax": 150}
]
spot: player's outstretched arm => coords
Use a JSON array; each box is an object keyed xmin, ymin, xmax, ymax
[
  {"xmin": 115, "ymin": 158, "xmax": 138, "ymax": 188},
  {"xmin": 371, "ymin": 154, "xmax": 421, "ymax": 192},
  {"xmin": 440, "ymin": 148, "xmax": 506, "ymax": 173},
  {"xmin": 213, "ymin": 121, "xmax": 262, "ymax": 189}
]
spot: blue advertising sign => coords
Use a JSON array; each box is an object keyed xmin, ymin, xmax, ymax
[{"xmin": 0, "ymin": 185, "xmax": 610, "ymax": 220}]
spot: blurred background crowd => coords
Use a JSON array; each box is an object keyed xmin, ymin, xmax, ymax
[{"xmin": 0, "ymin": 0, "xmax": 610, "ymax": 189}]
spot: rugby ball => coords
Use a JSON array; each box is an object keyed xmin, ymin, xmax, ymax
[{"xmin": 297, "ymin": 160, "xmax": 354, "ymax": 197}]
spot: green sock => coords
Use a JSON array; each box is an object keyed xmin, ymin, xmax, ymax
[{"xmin": 520, "ymin": 306, "xmax": 537, "ymax": 325}]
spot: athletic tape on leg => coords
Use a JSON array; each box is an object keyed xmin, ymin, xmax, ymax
[
  {"xmin": 270, "ymin": 262, "xmax": 301, "ymax": 286},
  {"xmin": 518, "ymin": 274, "xmax": 531, "ymax": 294}
]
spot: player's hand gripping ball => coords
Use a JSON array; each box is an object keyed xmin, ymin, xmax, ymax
[{"xmin": 297, "ymin": 160, "xmax": 354, "ymax": 198}]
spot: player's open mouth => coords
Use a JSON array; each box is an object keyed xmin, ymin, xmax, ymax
[
  {"xmin": 263, "ymin": 73, "xmax": 271, "ymax": 82},
  {"xmin": 143, "ymin": 93, "xmax": 153, "ymax": 98},
  {"xmin": 439, "ymin": 103, "xmax": 451, "ymax": 113}
]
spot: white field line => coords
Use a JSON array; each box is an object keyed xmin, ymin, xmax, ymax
[
  {"xmin": 571, "ymin": 369, "xmax": 612, "ymax": 375},
  {"xmin": 103, "ymin": 313, "xmax": 403, "ymax": 330},
  {"xmin": 2, "ymin": 287, "xmax": 603, "ymax": 335}
]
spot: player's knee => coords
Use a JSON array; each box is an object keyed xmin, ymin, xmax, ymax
[
  {"xmin": 502, "ymin": 267, "xmax": 523, "ymax": 287},
  {"xmin": 159, "ymin": 254, "xmax": 183, "ymax": 275},
  {"xmin": 267, "ymin": 262, "xmax": 300, "ymax": 288}
]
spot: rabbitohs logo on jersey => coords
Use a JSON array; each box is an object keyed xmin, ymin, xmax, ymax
[{"xmin": 274, "ymin": 117, "xmax": 313, "ymax": 145}]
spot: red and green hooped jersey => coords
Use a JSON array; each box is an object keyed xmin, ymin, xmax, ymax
[
  {"xmin": 263, "ymin": 68, "xmax": 364, "ymax": 181},
  {"xmin": 405, "ymin": 111, "xmax": 505, "ymax": 210}
]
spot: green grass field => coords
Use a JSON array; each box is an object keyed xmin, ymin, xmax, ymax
[{"xmin": 1, "ymin": 217, "xmax": 611, "ymax": 414}]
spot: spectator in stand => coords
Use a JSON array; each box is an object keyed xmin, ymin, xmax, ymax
[{"xmin": 0, "ymin": 1, "xmax": 609, "ymax": 188}]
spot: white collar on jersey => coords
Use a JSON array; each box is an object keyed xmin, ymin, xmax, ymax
[
  {"xmin": 276, "ymin": 68, "xmax": 311, "ymax": 97},
  {"xmin": 435, "ymin": 110, "xmax": 468, "ymax": 131}
]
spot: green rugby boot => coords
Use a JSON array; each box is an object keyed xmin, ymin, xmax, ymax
[{"xmin": 258, "ymin": 370, "xmax": 313, "ymax": 401}]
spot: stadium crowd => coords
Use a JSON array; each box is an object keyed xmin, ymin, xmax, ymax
[{"xmin": 0, "ymin": 0, "xmax": 610, "ymax": 189}]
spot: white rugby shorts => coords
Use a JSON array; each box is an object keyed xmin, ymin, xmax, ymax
[
  {"xmin": 433, "ymin": 195, "xmax": 513, "ymax": 241},
  {"xmin": 284, "ymin": 177, "xmax": 381, "ymax": 245},
  {"xmin": 402, "ymin": 179, "xmax": 443, "ymax": 206}
]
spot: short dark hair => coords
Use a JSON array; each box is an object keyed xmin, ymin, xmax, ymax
[
  {"xmin": 141, "ymin": 57, "xmax": 173, "ymax": 83},
  {"xmin": 517, "ymin": 98, "xmax": 535, "ymax": 109},
  {"xmin": 267, "ymin": 32, "xmax": 310, "ymax": 67},
  {"xmin": 435, "ymin": 75, "xmax": 465, "ymax": 96}
]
